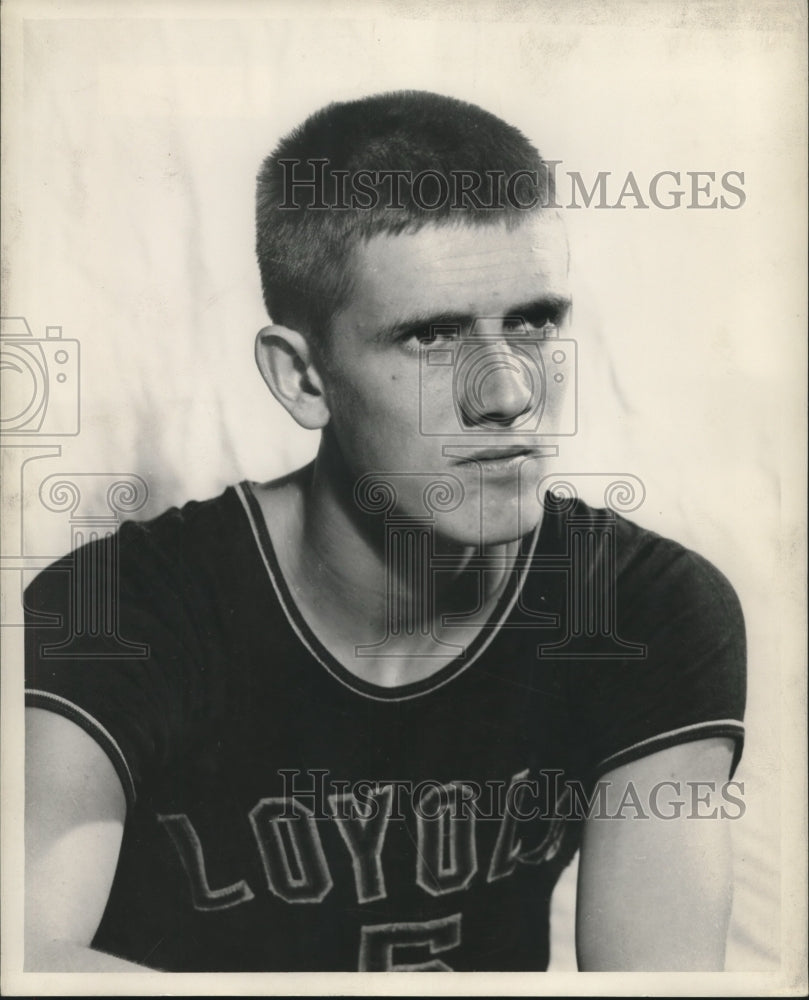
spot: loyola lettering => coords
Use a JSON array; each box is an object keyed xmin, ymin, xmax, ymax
[{"xmin": 157, "ymin": 772, "xmax": 567, "ymax": 911}]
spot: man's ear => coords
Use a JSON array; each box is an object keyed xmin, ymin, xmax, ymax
[{"xmin": 254, "ymin": 325, "xmax": 330, "ymax": 430}]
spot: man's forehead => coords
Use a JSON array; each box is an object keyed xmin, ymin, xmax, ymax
[{"xmin": 341, "ymin": 215, "xmax": 570, "ymax": 329}]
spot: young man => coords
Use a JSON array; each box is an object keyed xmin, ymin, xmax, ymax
[{"xmin": 24, "ymin": 91, "xmax": 746, "ymax": 972}]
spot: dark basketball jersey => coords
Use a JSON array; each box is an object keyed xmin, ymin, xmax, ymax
[{"xmin": 24, "ymin": 482, "xmax": 746, "ymax": 971}]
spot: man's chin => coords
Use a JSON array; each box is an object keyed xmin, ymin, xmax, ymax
[
  {"xmin": 431, "ymin": 501, "xmax": 543, "ymax": 551},
  {"xmin": 345, "ymin": 461, "xmax": 544, "ymax": 550}
]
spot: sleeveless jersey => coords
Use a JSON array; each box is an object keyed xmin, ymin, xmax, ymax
[{"xmin": 24, "ymin": 482, "xmax": 746, "ymax": 971}]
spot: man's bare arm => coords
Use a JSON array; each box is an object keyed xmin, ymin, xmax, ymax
[
  {"xmin": 25, "ymin": 707, "xmax": 152, "ymax": 971},
  {"xmin": 575, "ymin": 736, "xmax": 736, "ymax": 971}
]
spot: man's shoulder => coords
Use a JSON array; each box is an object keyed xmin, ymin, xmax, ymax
[
  {"xmin": 119, "ymin": 481, "xmax": 245, "ymax": 544},
  {"xmin": 25, "ymin": 482, "xmax": 250, "ymax": 604},
  {"xmin": 543, "ymin": 494, "xmax": 743, "ymax": 618}
]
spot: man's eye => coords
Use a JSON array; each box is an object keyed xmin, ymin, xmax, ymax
[
  {"xmin": 503, "ymin": 316, "xmax": 527, "ymax": 334},
  {"xmin": 402, "ymin": 325, "xmax": 460, "ymax": 348},
  {"xmin": 431, "ymin": 326, "xmax": 462, "ymax": 343},
  {"xmin": 503, "ymin": 315, "xmax": 558, "ymax": 336}
]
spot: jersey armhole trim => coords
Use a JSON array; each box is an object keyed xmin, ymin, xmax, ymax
[
  {"xmin": 593, "ymin": 719, "xmax": 746, "ymax": 782},
  {"xmin": 25, "ymin": 689, "xmax": 137, "ymax": 808}
]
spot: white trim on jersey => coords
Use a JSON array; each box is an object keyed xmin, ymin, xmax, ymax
[
  {"xmin": 25, "ymin": 688, "xmax": 137, "ymax": 803},
  {"xmin": 235, "ymin": 481, "xmax": 542, "ymax": 703},
  {"xmin": 596, "ymin": 718, "xmax": 746, "ymax": 775}
]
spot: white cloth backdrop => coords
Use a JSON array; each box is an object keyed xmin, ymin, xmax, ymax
[{"xmin": 5, "ymin": 1, "xmax": 805, "ymax": 974}]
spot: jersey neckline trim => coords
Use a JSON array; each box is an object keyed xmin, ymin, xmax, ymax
[{"xmin": 235, "ymin": 480, "xmax": 542, "ymax": 702}]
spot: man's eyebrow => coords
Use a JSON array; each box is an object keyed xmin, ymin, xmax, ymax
[
  {"xmin": 504, "ymin": 295, "xmax": 573, "ymax": 322},
  {"xmin": 376, "ymin": 310, "xmax": 478, "ymax": 342},
  {"xmin": 375, "ymin": 294, "xmax": 572, "ymax": 342}
]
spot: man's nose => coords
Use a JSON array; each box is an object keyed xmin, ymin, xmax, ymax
[{"xmin": 457, "ymin": 343, "xmax": 536, "ymax": 427}]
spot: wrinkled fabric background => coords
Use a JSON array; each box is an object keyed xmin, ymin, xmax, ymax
[{"xmin": 5, "ymin": 3, "xmax": 804, "ymax": 974}]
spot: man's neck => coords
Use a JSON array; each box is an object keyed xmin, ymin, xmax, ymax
[
  {"xmin": 254, "ymin": 449, "xmax": 529, "ymax": 685},
  {"xmin": 308, "ymin": 447, "xmax": 520, "ymax": 606}
]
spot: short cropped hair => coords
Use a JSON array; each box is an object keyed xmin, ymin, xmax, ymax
[{"xmin": 256, "ymin": 90, "xmax": 555, "ymax": 340}]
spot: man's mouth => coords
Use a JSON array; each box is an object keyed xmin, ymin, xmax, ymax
[{"xmin": 452, "ymin": 445, "xmax": 543, "ymax": 468}]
